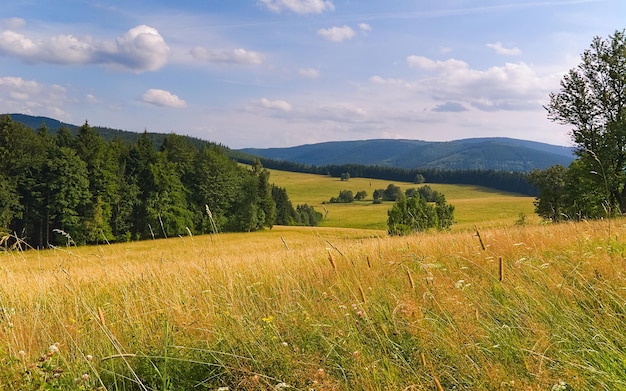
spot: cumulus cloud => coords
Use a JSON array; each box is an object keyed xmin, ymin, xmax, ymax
[
  {"xmin": 486, "ymin": 42, "xmax": 521, "ymax": 56},
  {"xmin": 103, "ymin": 25, "xmax": 170, "ymax": 71},
  {"xmin": 403, "ymin": 55, "xmax": 558, "ymax": 111},
  {"xmin": 190, "ymin": 47, "xmax": 265, "ymax": 65},
  {"xmin": 141, "ymin": 89, "xmax": 187, "ymax": 108},
  {"xmin": 299, "ymin": 67, "xmax": 320, "ymax": 78},
  {"xmin": 0, "ymin": 76, "xmax": 69, "ymax": 118},
  {"xmin": 258, "ymin": 98, "xmax": 293, "ymax": 112},
  {"xmin": 317, "ymin": 25, "xmax": 356, "ymax": 42},
  {"xmin": 259, "ymin": 0, "xmax": 334, "ymax": 14},
  {"xmin": 0, "ymin": 24, "xmax": 169, "ymax": 72}
]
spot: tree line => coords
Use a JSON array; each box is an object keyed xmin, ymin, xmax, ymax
[
  {"xmin": 0, "ymin": 115, "xmax": 319, "ymax": 248},
  {"xmin": 234, "ymin": 157, "xmax": 537, "ymax": 196}
]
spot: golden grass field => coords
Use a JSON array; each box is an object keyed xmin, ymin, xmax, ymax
[{"xmin": 2, "ymin": 170, "xmax": 625, "ymax": 390}]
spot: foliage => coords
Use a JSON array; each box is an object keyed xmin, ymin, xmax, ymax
[
  {"xmin": 0, "ymin": 115, "xmax": 310, "ymax": 247},
  {"xmin": 328, "ymin": 190, "xmax": 354, "ymax": 203},
  {"xmin": 543, "ymin": 29, "xmax": 626, "ymax": 217},
  {"xmin": 374, "ymin": 184, "xmax": 403, "ymax": 202},
  {"xmin": 272, "ymin": 185, "xmax": 322, "ymax": 226},
  {"xmin": 387, "ymin": 192, "xmax": 455, "ymax": 235}
]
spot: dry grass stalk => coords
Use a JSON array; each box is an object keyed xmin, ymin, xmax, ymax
[
  {"xmin": 98, "ymin": 307, "xmax": 106, "ymax": 327},
  {"xmin": 358, "ymin": 284, "xmax": 367, "ymax": 303},
  {"xmin": 499, "ymin": 256, "xmax": 504, "ymax": 282},
  {"xmin": 474, "ymin": 225, "xmax": 486, "ymax": 250},
  {"xmin": 406, "ymin": 267, "xmax": 415, "ymax": 289},
  {"xmin": 433, "ymin": 374, "xmax": 444, "ymax": 391},
  {"xmin": 327, "ymin": 250, "xmax": 337, "ymax": 272}
]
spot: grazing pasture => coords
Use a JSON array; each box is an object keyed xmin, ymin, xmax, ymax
[{"xmin": 267, "ymin": 169, "xmax": 537, "ymax": 231}]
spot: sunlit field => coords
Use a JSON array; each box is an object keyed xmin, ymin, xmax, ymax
[
  {"xmin": 3, "ymin": 216, "xmax": 626, "ymax": 390},
  {"xmin": 267, "ymin": 169, "xmax": 537, "ymax": 231}
]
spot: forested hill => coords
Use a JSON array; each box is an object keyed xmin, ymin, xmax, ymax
[
  {"xmin": 0, "ymin": 114, "xmax": 321, "ymax": 248},
  {"xmin": 239, "ymin": 138, "xmax": 575, "ymax": 172},
  {"xmin": 7, "ymin": 113, "xmax": 216, "ymax": 150}
]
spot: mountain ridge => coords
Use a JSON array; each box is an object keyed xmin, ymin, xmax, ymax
[
  {"xmin": 238, "ymin": 137, "xmax": 575, "ymax": 172},
  {"xmin": 5, "ymin": 113, "xmax": 574, "ymax": 172}
]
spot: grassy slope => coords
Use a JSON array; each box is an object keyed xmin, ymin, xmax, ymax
[
  {"xmin": 4, "ymin": 170, "xmax": 621, "ymax": 390},
  {"xmin": 2, "ymin": 222, "xmax": 626, "ymax": 390},
  {"xmin": 267, "ymin": 168, "xmax": 538, "ymax": 231}
]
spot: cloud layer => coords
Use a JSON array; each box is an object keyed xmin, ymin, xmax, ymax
[
  {"xmin": 259, "ymin": 0, "xmax": 334, "ymax": 14},
  {"xmin": 0, "ymin": 24, "xmax": 169, "ymax": 72},
  {"xmin": 190, "ymin": 47, "xmax": 265, "ymax": 65}
]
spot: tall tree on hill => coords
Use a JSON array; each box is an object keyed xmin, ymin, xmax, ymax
[
  {"xmin": 0, "ymin": 115, "xmax": 48, "ymax": 245},
  {"xmin": 74, "ymin": 121, "xmax": 119, "ymax": 242},
  {"xmin": 125, "ymin": 132, "xmax": 158, "ymax": 238},
  {"xmin": 545, "ymin": 29, "xmax": 626, "ymax": 214}
]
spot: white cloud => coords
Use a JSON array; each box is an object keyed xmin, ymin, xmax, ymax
[
  {"xmin": 1, "ymin": 17, "xmax": 26, "ymax": 30},
  {"xmin": 317, "ymin": 25, "xmax": 356, "ymax": 42},
  {"xmin": 486, "ymin": 42, "xmax": 522, "ymax": 56},
  {"xmin": 258, "ymin": 98, "xmax": 293, "ymax": 112},
  {"xmin": 358, "ymin": 23, "xmax": 372, "ymax": 32},
  {"xmin": 0, "ymin": 24, "xmax": 169, "ymax": 72},
  {"xmin": 258, "ymin": 0, "xmax": 334, "ymax": 14},
  {"xmin": 0, "ymin": 76, "xmax": 69, "ymax": 118},
  {"xmin": 104, "ymin": 25, "xmax": 170, "ymax": 71},
  {"xmin": 403, "ymin": 55, "xmax": 559, "ymax": 111},
  {"xmin": 141, "ymin": 89, "xmax": 187, "ymax": 108},
  {"xmin": 190, "ymin": 47, "xmax": 265, "ymax": 65},
  {"xmin": 299, "ymin": 67, "xmax": 320, "ymax": 78}
]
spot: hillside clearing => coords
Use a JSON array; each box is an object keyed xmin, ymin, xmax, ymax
[{"xmin": 267, "ymin": 168, "xmax": 537, "ymax": 230}]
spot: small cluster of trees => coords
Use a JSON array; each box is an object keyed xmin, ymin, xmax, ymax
[
  {"xmin": 0, "ymin": 115, "xmax": 318, "ymax": 247},
  {"xmin": 272, "ymin": 186, "xmax": 323, "ymax": 226},
  {"xmin": 531, "ymin": 30, "xmax": 626, "ymax": 222},
  {"xmin": 328, "ymin": 190, "xmax": 367, "ymax": 203},
  {"xmin": 387, "ymin": 192, "xmax": 455, "ymax": 235}
]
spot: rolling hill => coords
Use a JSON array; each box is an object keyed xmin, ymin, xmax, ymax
[
  {"xmin": 7, "ymin": 113, "xmax": 574, "ymax": 172},
  {"xmin": 239, "ymin": 138, "xmax": 575, "ymax": 172}
]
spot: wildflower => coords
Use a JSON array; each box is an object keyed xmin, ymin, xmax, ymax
[
  {"xmin": 352, "ymin": 350, "xmax": 360, "ymax": 359},
  {"xmin": 18, "ymin": 350, "xmax": 26, "ymax": 358},
  {"xmin": 81, "ymin": 373, "xmax": 90, "ymax": 381},
  {"xmin": 262, "ymin": 315, "xmax": 274, "ymax": 324},
  {"xmin": 86, "ymin": 354, "xmax": 93, "ymax": 361},
  {"xmin": 316, "ymin": 368, "xmax": 325, "ymax": 377},
  {"xmin": 49, "ymin": 343, "xmax": 60, "ymax": 355}
]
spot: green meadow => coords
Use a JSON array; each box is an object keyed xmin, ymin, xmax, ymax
[
  {"xmin": 4, "ymin": 169, "xmax": 626, "ymax": 391},
  {"xmin": 268, "ymin": 169, "xmax": 538, "ymax": 231}
]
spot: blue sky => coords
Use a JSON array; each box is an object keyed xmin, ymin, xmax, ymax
[{"xmin": 0, "ymin": 0, "xmax": 623, "ymax": 148}]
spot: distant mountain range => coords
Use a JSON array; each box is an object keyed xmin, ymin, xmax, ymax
[
  {"xmin": 6, "ymin": 114, "xmax": 574, "ymax": 172},
  {"xmin": 239, "ymin": 138, "xmax": 575, "ymax": 172}
]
